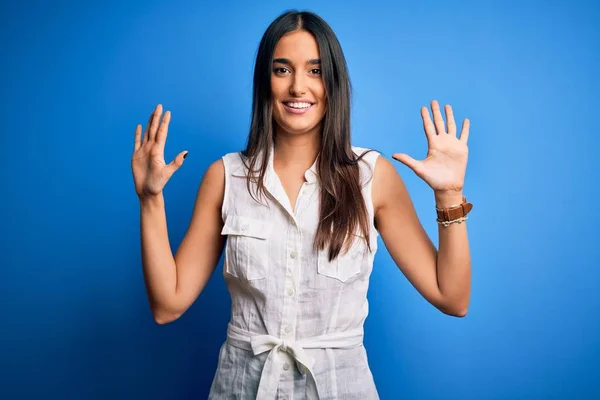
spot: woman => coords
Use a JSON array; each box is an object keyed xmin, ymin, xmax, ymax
[{"xmin": 131, "ymin": 10, "xmax": 472, "ymax": 400}]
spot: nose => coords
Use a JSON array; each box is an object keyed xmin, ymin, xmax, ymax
[{"xmin": 289, "ymin": 73, "xmax": 307, "ymax": 96}]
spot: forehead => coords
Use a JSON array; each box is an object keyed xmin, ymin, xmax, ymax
[{"xmin": 273, "ymin": 30, "xmax": 321, "ymax": 60}]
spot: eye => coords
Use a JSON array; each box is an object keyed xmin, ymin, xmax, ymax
[
  {"xmin": 310, "ymin": 68, "xmax": 322, "ymax": 75},
  {"xmin": 273, "ymin": 67, "xmax": 290, "ymax": 74}
]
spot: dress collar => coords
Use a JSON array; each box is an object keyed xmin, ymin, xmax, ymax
[{"xmin": 232, "ymin": 144, "xmax": 319, "ymax": 185}]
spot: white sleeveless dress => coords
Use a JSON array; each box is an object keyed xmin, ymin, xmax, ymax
[{"xmin": 208, "ymin": 145, "xmax": 381, "ymax": 400}]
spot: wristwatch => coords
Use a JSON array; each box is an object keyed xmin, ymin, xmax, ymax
[{"xmin": 436, "ymin": 196, "xmax": 473, "ymax": 222}]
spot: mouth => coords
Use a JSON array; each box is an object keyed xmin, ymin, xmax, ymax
[{"xmin": 282, "ymin": 101, "xmax": 315, "ymax": 115}]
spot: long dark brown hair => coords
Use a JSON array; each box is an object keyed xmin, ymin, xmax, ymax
[{"xmin": 242, "ymin": 10, "xmax": 374, "ymax": 261}]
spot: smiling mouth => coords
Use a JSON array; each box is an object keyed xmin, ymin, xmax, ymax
[{"xmin": 282, "ymin": 101, "xmax": 314, "ymax": 109}]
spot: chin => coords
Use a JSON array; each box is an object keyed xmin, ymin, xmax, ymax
[
  {"xmin": 274, "ymin": 115, "xmax": 325, "ymax": 136},
  {"xmin": 276, "ymin": 121, "xmax": 322, "ymax": 136}
]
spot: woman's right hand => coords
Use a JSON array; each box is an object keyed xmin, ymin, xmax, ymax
[{"xmin": 131, "ymin": 104, "xmax": 188, "ymax": 199}]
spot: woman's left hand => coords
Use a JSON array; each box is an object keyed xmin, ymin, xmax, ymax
[{"xmin": 392, "ymin": 100, "xmax": 470, "ymax": 193}]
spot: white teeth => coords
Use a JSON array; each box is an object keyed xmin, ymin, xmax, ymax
[{"xmin": 285, "ymin": 102, "xmax": 312, "ymax": 109}]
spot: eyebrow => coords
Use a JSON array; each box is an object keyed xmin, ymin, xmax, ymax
[{"xmin": 273, "ymin": 58, "xmax": 321, "ymax": 65}]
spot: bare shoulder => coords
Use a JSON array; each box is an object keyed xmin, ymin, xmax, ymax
[
  {"xmin": 196, "ymin": 158, "xmax": 226, "ymax": 208},
  {"xmin": 183, "ymin": 157, "xmax": 226, "ymax": 237},
  {"xmin": 203, "ymin": 158, "xmax": 225, "ymax": 188},
  {"xmin": 372, "ymin": 154, "xmax": 410, "ymax": 214}
]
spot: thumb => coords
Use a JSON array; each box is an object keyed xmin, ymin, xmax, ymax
[
  {"xmin": 165, "ymin": 150, "xmax": 188, "ymax": 179},
  {"xmin": 392, "ymin": 153, "xmax": 418, "ymax": 171}
]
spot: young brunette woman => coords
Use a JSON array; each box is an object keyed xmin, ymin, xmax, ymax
[{"xmin": 131, "ymin": 10, "xmax": 472, "ymax": 400}]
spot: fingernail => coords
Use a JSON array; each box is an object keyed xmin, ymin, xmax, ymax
[{"xmin": 183, "ymin": 152, "xmax": 188, "ymax": 159}]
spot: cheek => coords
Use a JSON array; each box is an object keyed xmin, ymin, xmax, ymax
[
  {"xmin": 316, "ymin": 100, "xmax": 326, "ymax": 115},
  {"xmin": 316, "ymin": 85, "xmax": 326, "ymax": 112},
  {"xmin": 270, "ymin": 87, "xmax": 282, "ymax": 114},
  {"xmin": 270, "ymin": 79, "xmax": 284, "ymax": 102},
  {"xmin": 318, "ymin": 92, "xmax": 327, "ymax": 115}
]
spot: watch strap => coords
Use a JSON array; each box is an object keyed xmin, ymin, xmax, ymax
[{"xmin": 436, "ymin": 196, "xmax": 473, "ymax": 221}]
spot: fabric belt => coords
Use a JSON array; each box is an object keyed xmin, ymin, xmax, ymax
[{"xmin": 226, "ymin": 323, "xmax": 364, "ymax": 399}]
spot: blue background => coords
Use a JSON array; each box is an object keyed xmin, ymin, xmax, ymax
[{"xmin": 1, "ymin": 0, "xmax": 598, "ymax": 399}]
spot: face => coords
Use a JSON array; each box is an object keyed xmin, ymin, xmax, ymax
[{"xmin": 271, "ymin": 29, "xmax": 327, "ymax": 137}]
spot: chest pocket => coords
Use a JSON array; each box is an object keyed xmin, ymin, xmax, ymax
[
  {"xmin": 317, "ymin": 233, "xmax": 371, "ymax": 283},
  {"xmin": 221, "ymin": 215, "xmax": 272, "ymax": 280}
]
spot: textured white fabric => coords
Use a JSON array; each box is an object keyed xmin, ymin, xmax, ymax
[{"xmin": 208, "ymin": 145, "xmax": 381, "ymax": 399}]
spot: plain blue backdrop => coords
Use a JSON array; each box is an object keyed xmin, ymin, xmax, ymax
[{"xmin": 1, "ymin": 0, "xmax": 598, "ymax": 399}]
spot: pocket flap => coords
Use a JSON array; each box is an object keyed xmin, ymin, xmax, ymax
[{"xmin": 221, "ymin": 215, "xmax": 272, "ymax": 239}]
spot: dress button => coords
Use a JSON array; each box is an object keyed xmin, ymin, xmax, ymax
[
  {"xmin": 290, "ymin": 251, "xmax": 297, "ymax": 259},
  {"xmin": 283, "ymin": 363, "xmax": 290, "ymax": 371},
  {"xmin": 287, "ymin": 288, "xmax": 295, "ymax": 296},
  {"xmin": 284, "ymin": 326, "xmax": 292, "ymax": 334}
]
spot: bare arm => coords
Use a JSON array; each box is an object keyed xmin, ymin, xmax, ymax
[
  {"xmin": 433, "ymin": 190, "xmax": 471, "ymax": 316},
  {"xmin": 372, "ymin": 156, "xmax": 470, "ymax": 317},
  {"xmin": 140, "ymin": 159, "xmax": 226, "ymax": 324}
]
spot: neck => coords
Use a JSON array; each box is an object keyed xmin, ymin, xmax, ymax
[{"xmin": 272, "ymin": 126, "xmax": 320, "ymax": 171}]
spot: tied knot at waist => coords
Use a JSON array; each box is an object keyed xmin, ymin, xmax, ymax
[
  {"xmin": 278, "ymin": 339, "xmax": 290, "ymax": 353},
  {"xmin": 226, "ymin": 323, "xmax": 364, "ymax": 400}
]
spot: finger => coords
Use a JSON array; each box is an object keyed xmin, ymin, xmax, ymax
[
  {"xmin": 459, "ymin": 118, "xmax": 470, "ymax": 143},
  {"xmin": 148, "ymin": 104, "xmax": 163, "ymax": 142},
  {"xmin": 392, "ymin": 153, "xmax": 419, "ymax": 172},
  {"xmin": 164, "ymin": 150, "xmax": 189, "ymax": 179},
  {"xmin": 142, "ymin": 111, "xmax": 153, "ymax": 144},
  {"xmin": 134, "ymin": 124, "xmax": 142, "ymax": 152},
  {"xmin": 431, "ymin": 100, "xmax": 446, "ymax": 134},
  {"xmin": 421, "ymin": 106, "xmax": 436, "ymax": 144},
  {"xmin": 155, "ymin": 110, "xmax": 171, "ymax": 154},
  {"xmin": 445, "ymin": 104, "xmax": 457, "ymax": 136}
]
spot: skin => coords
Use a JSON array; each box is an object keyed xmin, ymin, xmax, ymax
[
  {"xmin": 271, "ymin": 30, "xmax": 327, "ymax": 138},
  {"xmin": 270, "ymin": 30, "xmax": 327, "ymax": 211},
  {"xmin": 383, "ymin": 102, "xmax": 472, "ymax": 316},
  {"xmin": 134, "ymin": 29, "xmax": 470, "ymax": 324}
]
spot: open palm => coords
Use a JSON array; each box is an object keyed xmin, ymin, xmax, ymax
[
  {"xmin": 393, "ymin": 100, "xmax": 470, "ymax": 192},
  {"xmin": 131, "ymin": 104, "xmax": 188, "ymax": 198}
]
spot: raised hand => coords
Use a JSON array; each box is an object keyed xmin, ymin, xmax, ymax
[
  {"xmin": 131, "ymin": 104, "xmax": 188, "ymax": 199},
  {"xmin": 392, "ymin": 100, "xmax": 470, "ymax": 193}
]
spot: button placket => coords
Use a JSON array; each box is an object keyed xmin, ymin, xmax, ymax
[{"xmin": 281, "ymin": 215, "xmax": 301, "ymax": 343}]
